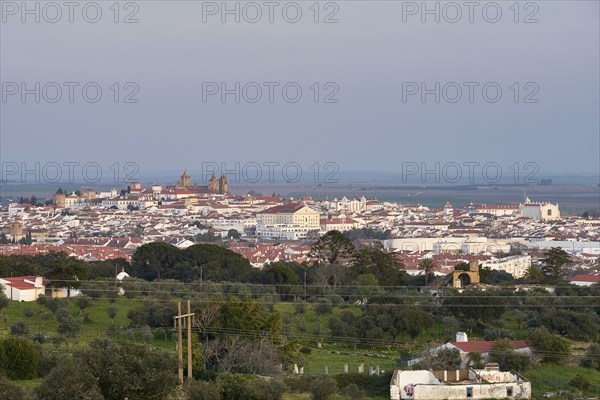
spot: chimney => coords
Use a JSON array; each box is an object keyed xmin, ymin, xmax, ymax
[
  {"xmin": 35, "ymin": 276, "xmax": 43, "ymax": 288},
  {"xmin": 456, "ymin": 332, "xmax": 468, "ymax": 342}
]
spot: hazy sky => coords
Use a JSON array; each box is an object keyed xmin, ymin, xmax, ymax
[{"xmin": 1, "ymin": 1, "xmax": 599, "ymax": 182}]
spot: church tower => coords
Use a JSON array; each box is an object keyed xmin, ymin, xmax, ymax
[
  {"xmin": 181, "ymin": 170, "xmax": 191, "ymax": 187},
  {"xmin": 176, "ymin": 169, "xmax": 192, "ymax": 189},
  {"xmin": 219, "ymin": 175, "xmax": 229, "ymax": 194},
  {"xmin": 208, "ymin": 174, "xmax": 219, "ymax": 193}
]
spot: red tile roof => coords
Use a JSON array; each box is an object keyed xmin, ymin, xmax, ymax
[
  {"xmin": 1, "ymin": 276, "xmax": 47, "ymax": 290},
  {"xmin": 570, "ymin": 273, "xmax": 600, "ymax": 283},
  {"xmin": 258, "ymin": 203, "xmax": 309, "ymax": 214},
  {"xmin": 451, "ymin": 340, "xmax": 529, "ymax": 353}
]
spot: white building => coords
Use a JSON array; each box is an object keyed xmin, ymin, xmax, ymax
[
  {"xmin": 256, "ymin": 203, "xmax": 320, "ymax": 240},
  {"xmin": 570, "ymin": 272, "xmax": 600, "ymax": 286},
  {"xmin": 385, "ymin": 238, "xmax": 524, "ymax": 254},
  {"xmin": 390, "ymin": 367, "xmax": 531, "ymax": 400},
  {"xmin": 474, "ymin": 204, "xmax": 519, "ymax": 217},
  {"xmin": 481, "ymin": 255, "xmax": 531, "ymax": 278},
  {"xmin": 519, "ymin": 198, "xmax": 560, "ymax": 221},
  {"xmin": 408, "ymin": 333, "xmax": 531, "ymax": 369},
  {"xmin": 0, "ymin": 276, "xmax": 46, "ymax": 302},
  {"xmin": 320, "ymin": 217, "xmax": 361, "ymax": 233}
]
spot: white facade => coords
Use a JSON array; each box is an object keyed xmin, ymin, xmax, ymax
[
  {"xmin": 391, "ymin": 369, "xmax": 531, "ymax": 400},
  {"xmin": 256, "ymin": 224, "xmax": 317, "ymax": 240},
  {"xmin": 0, "ymin": 276, "xmax": 45, "ymax": 302},
  {"xmin": 475, "ymin": 205, "xmax": 519, "ymax": 217},
  {"xmin": 519, "ymin": 200, "xmax": 560, "ymax": 221},
  {"xmin": 481, "ymin": 255, "xmax": 531, "ymax": 278},
  {"xmin": 320, "ymin": 218, "xmax": 361, "ymax": 233},
  {"xmin": 385, "ymin": 238, "xmax": 524, "ymax": 253},
  {"xmin": 256, "ymin": 204, "xmax": 320, "ymax": 240}
]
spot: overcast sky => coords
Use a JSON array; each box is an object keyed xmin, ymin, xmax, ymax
[{"xmin": 1, "ymin": 1, "xmax": 599, "ymax": 181}]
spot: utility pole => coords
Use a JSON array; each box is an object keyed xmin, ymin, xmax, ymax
[
  {"xmin": 177, "ymin": 302, "xmax": 183, "ymax": 383},
  {"xmin": 173, "ymin": 302, "xmax": 195, "ymax": 383},
  {"xmin": 187, "ymin": 300, "xmax": 192, "ymax": 379},
  {"xmin": 304, "ymin": 266, "xmax": 307, "ymax": 301}
]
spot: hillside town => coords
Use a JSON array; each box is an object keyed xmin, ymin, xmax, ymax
[
  {"xmin": 1, "ymin": 171, "xmax": 599, "ymax": 281},
  {"xmin": 1, "ymin": 172, "xmax": 599, "ymax": 400}
]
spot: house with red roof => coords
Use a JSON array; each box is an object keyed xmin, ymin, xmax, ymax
[
  {"xmin": 570, "ymin": 272, "xmax": 600, "ymax": 286},
  {"xmin": 0, "ymin": 276, "xmax": 47, "ymax": 301},
  {"xmin": 408, "ymin": 333, "xmax": 531, "ymax": 368}
]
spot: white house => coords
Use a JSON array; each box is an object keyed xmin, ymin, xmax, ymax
[
  {"xmin": 0, "ymin": 276, "xmax": 46, "ymax": 301},
  {"xmin": 408, "ymin": 333, "xmax": 531, "ymax": 368},
  {"xmin": 569, "ymin": 272, "xmax": 600, "ymax": 287}
]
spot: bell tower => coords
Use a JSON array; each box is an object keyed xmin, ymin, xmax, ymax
[
  {"xmin": 208, "ymin": 174, "xmax": 219, "ymax": 193},
  {"xmin": 219, "ymin": 175, "xmax": 229, "ymax": 194}
]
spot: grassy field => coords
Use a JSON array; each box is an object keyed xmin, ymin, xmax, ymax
[
  {"xmin": 0, "ymin": 297, "xmax": 176, "ymax": 352},
  {"xmin": 4, "ymin": 298, "xmax": 600, "ymax": 398},
  {"xmin": 283, "ymin": 394, "xmax": 387, "ymax": 400},
  {"xmin": 524, "ymin": 363, "xmax": 600, "ymax": 397},
  {"xmin": 302, "ymin": 348, "xmax": 397, "ymax": 375}
]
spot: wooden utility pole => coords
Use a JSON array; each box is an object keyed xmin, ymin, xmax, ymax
[
  {"xmin": 173, "ymin": 302, "xmax": 195, "ymax": 383},
  {"xmin": 177, "ymin": 302, "xmax": 183, "ymax": 383},
  {"xmin": 304, "ymin": 266, "xmax": 307, "ymax": 301},
  {"xmin": 187, "ymin": 300, "xmax": 192, "ymax": 378}
]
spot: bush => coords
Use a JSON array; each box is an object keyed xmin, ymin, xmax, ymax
[
  {"xmin": 294, "ymin": 303, "xmax": 306, "ymax": 314},
  {"xmin": 56, "ymin": 314, "xmax": 81, "ymax": 338},
  {"xmin": 529, "ymin": 327, "xmax": 571, "ymax": 364},
  {"xmin": 10, "ymin": 319, "xmax": 28, "ymax": 336},
  {"xmin": 40, "ymin": 311, "xmax": 53, "ymax": 321},
  {"xmin": 339, "ymin": 383, "xmax": 365, "ymax": 399},
  {"xmin": 218, "ymin": 374, "xmax": 287, "ymax": 400},
  {"xmin": 310, "ymin": 376, "xmax": 338, "ymax": 400},
  {"xmin": 36, "ymin": 295, "xmax": 48, "ymax": 306},
  {"xmin": 314, "ymin": 299, "xmax": 333, "ymax": 315},
  {"xmin": 483, "ymin": 327, "xmax": 514, "ymax": 341},
  {"xmin": 489, "ymin": 339, "xmax": 531, "ymax": 372},
  {"xmin": 0, "ymin": 375, "xmax": 27, "ymax": 400},
  {"xmin": 185, "ymin": 379, "xmax": 220, "ymax": 400},
  {"xmin": 282, "ymin": 375, "xmax": 313, "ymax": 393},
  {"xmin": 38, "ymin": 341, "xmax": 178, "ymax": 400},
  {"xmin": 569, "ymin": 374, "xmax": 591, "ymax": 394},
  {"xmin": 413, "ymin": 348, "xmax": 462, "ymax": 370},
  {"xmin": 38, "ymin": 351, "xmax": 60, "ymax": 377},
  {"xmin": 580, "ymin": 343, "xmax": 600, "ymax": 370},
  {"xmin": 0, "ymin": 337, "xmax": 40, "ymax": 379},
  {"xmin": 333, "ymin": 373, "xmax": 392, "ymax": 398},
  {"xmin": 36, "ymin": 357, "xmax": 103, "ymax": 400},
  {"xmin": 33, "ymin": 333, "xmax": 49, "ymax": 344}
]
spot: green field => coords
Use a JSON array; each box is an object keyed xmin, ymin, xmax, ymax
[
  {"xmin": 0, "ymin": 298, "xmax": 175, "ymax": 352},
  {"xmin": 3, "ymin": 297, "xmax": 600, "ymax": 398},
  {"xmin": 524, "ymin": 363, "xmax": 600, "ymax": 397},
  {"xmin": 284, "ymin": 394, "xmax": 387, "ymax": 400}
]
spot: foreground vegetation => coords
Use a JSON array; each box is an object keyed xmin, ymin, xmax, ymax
[{"xmin": 0, "ymin": 233, "xmax": 598, "ymax": 399}]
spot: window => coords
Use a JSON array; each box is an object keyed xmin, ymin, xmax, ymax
[
  {"xmin": 547, "ymin": 209, "xmax": 552, "ymax": 216},
  {"xmin": 466, "ymin": 387, "xmax": 473, "ymax": 398},
  {"xmin": 507, "ymin": 387, "xmax": 513, "ymax": 397}
]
